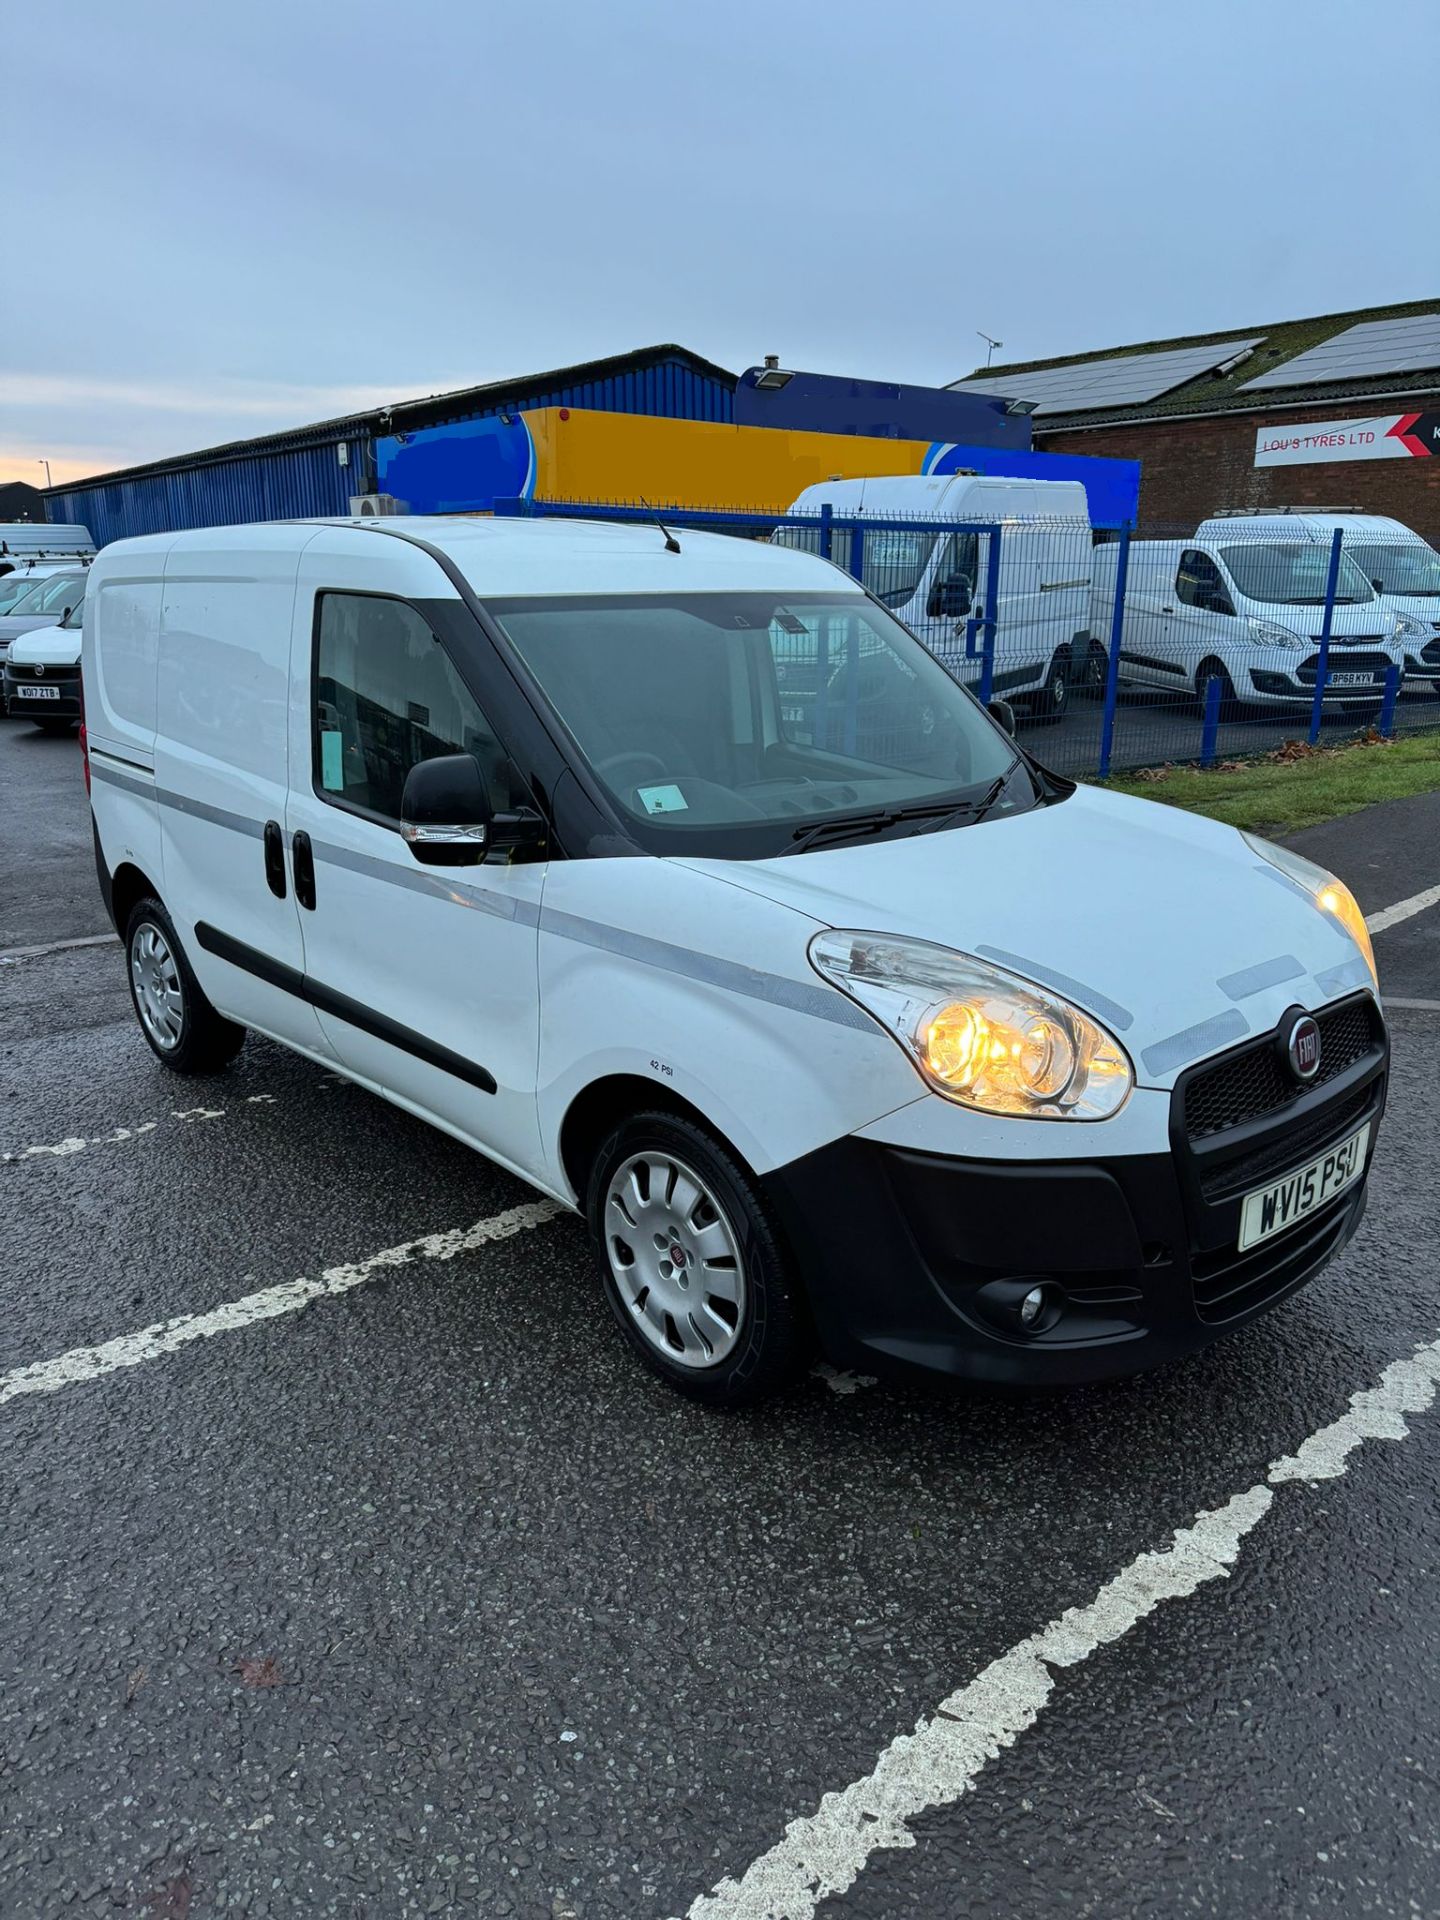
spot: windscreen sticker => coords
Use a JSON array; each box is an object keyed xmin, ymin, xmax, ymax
[
  {"xmin": 320, "ymin": 729, "xmax": 345, "ymax": 792},
  {"xmin": 636, "ymin": 783, "xmax": 688, "ymax": 815}
]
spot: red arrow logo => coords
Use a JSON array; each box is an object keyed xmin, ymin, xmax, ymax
[{"xmin": 1386, "ymin": 412, "xmax": 1437, "ymax": 457}]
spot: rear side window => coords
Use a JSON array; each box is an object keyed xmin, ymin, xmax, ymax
[{"xmin": 312, "ymin": 592, "xmax": 512, "ymax": 822}]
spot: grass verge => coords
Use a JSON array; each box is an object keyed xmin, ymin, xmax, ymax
[{"xmin": 1099, "ymin": 729, "xmax": 1440, "ymax": 835}]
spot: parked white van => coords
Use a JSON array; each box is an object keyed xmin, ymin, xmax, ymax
[
  {"xmin": 1092, "ymin": 527, "xmax": 1413, "ymax": 713},
  {"xmin": 778, "ymin": 473, "xmax": 1095, "ymax": 722},
  {"xmin": 86, "ymin": 517, "xmax": 1386, "ymax": 1401},
  {"xmin": 1196, "ymin": 511, "xmax": 1440, "ymax": 692},
  {"xmin": 0, "ymin": 524, "xmax": 95, "ymax": 577}
]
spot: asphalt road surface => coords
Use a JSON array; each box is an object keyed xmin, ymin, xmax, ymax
[{"xmin": 2, "ymin": 714, "xmax": 1438, "ymax": 1920}]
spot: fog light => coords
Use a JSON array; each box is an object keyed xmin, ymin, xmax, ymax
[{"xmin": 1019, "ymin": 1286, "xmax": 1046, "ymax": 1328}]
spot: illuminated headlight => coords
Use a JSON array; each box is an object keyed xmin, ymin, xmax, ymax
[
  {"xmin": 1240, "ymin": 832, "xmax": 1377, "ymax": 987},
  {"xmin": 808, "ymin": 932, "xmax": 1133, "ymax": 1119},
  {"xmin": 1246, "ymin": 615, "xmax": 1304, "ymax": 650}
]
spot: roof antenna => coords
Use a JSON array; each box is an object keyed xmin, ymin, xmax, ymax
[{"xmin": 638, "ymin": 496, "xmax": 681, "ymax": 555}]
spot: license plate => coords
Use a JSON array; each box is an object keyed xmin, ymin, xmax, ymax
[
  {"xmin": 15, "ymin": 685, "xmax": 60, "ymax": 700},
  {"xmin": 1238, "ymin": 1122, "xmax": 1370, "ymax": 1251},
  {"xmin": 1327, "ymin": 672, "xmax": 1376, "ymax": 688}
]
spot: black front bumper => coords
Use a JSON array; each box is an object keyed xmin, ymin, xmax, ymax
[
  {"xmin": 3, "ymin": 668, "xmax": 81, "ymax": 719},
  {"xmin": 764, "ymin": 996, "xmax": 1388, "ymax": 1387}
]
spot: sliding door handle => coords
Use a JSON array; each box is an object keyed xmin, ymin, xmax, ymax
[
  {"xmin": 262, "ymin": 820, "xmax": 287, "ymax": 899},
  {"xmin": 292, "ymin": 830, "xmax": 316, "ymax": 911}
]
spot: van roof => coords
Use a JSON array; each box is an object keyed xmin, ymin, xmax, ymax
[
  {"xmin": 789, "ymin": 472, "xmax": 1089, "ymax": 518},
  {"xmin": 104, "ymin": 513, "xmax": 858, "ymax": 600},
  {"xmin": 1197, "ymin": 510, "xmax": 1426, "ymax": 544}
]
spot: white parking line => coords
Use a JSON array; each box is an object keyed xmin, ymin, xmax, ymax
[
  {"xmin": 1366, "ymin": 882, "xmax": 1440, "ymax": 935},
  {"xmin": 0, "ymin": 1200, "xmax": 564, "ymax": 1406},
  {"xmin": 1, "ymin": 1093, "xmax": 280, "ymax": 1163},
  {"xmin": 682, "ymin": 1333, "xmax": 1440, "ymax": 1920}
]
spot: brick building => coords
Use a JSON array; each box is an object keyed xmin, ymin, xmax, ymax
[{"xmin": 951, "ymin": 299, "xmax": 1440, "ymax": 537}]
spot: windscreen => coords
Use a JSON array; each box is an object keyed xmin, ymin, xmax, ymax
[
  {"xmin": 1219, "ymin": 543, "xmax": 1375, "ymax": 606},
  {"xmin": 1345, "ymin": 542, "xmax": 1440, "ymax": 596},
  {"xmin": 488, "ymin": 589, "xmax": 1022, "ymax": 856}
]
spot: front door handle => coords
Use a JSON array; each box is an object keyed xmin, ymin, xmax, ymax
[
  {"xmin": 292, "ymin": 830, "xmax": 316, "ymax": 911},
  {"xmin": 262, "ymin": 820, "xmax": 287, "ymax": 900}
]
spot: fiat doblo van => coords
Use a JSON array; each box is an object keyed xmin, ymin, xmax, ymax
[{"xmin": 84, "ymin": 516, "xmax": 1387, "ymax": 1403}]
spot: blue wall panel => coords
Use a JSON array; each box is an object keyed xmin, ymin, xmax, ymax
[{"xmin": 45, "ymin": 435, "xmax": 367, "ymax": 547}]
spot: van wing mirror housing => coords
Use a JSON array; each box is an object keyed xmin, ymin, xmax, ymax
[
  {"xmin": 986, "ymin": 698, "xmax": 1017, "ymax": 737},
  {"xmin": 401, "ymin": 754, "xmax": 492, "ymax": 866},
  {"xmin": 930, "ymin": 576, "xmax": 973, "ymax": 619},
  {"xmin": 400, "ymin": 753, "xmax": 548, "ymax": 866}
]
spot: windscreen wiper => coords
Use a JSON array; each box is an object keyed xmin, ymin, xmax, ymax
[
  {"xmin": 783, "ymin": 771, "xmax": 1022, "ymax": 857},
  {"xmin": 783, "ymin": 799, "xmax": 972, "ymax": 857}
]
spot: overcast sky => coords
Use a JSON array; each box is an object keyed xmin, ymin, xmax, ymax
[{"xmin": 5, "ymin": 0, "xmax": 1437, "ymax": 488}]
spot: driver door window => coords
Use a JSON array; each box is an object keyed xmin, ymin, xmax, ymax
[
  {"xmin": 312, "ymin": 593, "xmax": 512, "ymax": 822},
  {"xmin": 1175, "ymin": 550, "xmax": 1234, "ymax": 616}
]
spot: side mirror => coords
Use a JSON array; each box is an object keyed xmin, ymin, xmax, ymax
[
  {"xmin": 400, "ymin": 753, "xmax": 491, "ymax": 866},
  {"xmin": 930, "ymin": 576, "xmax": 973, "ymax": 619},
  {"xmin": 1371, "ymin": 577, "xmax": 1385, "ymax": 593},
  {"xmin": 987, "ymin": 698, "xmax": 1017, "ymax": 737}
]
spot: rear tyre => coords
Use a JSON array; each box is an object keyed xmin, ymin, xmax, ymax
[
  {"xmin": 125, "ymin": 896, "xmax": 246, "ymax": 1073},
  {"xmin": 1027, "ymin": 649, "xmax": 1070, "ymax": 725},
  {"xmin": 1195, "ymin": 659, "xmax": 1241, "ymax": 722},
  {"xmin": 1079, "ymin": 637, "xmax": 1108, "ymax": 697},
  {"xmin": 586, "ymin": 1110, "xmax": 810, "ymax": 1405}
]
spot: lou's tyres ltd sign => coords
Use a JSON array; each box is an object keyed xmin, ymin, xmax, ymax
[{"xmin": 1256, "ymin": 412, "xmax": 1440, "ymax": 466}]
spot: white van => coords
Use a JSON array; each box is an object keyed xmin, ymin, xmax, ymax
[
  {"xmin": 3, "ymin": 595, "xmax": 84, "ymax": 728},
  {"xmin": 0, "ymin": 523, "xmax": 95, "ymax": 577},
  {"xmin": 778, "ymin": 473, "xmax": 1095, "ymax": 723},
  {"xmin": 1092, "ymin": 528, "xmax": 1413, "ymax": 712},
  {"xmin": 85, "ymin": 516, "xmax": 1386, "ymax": 1402},
  {"xmin": 1197, "ymin": 511, "xmax": 1440, "ymax": 692}
]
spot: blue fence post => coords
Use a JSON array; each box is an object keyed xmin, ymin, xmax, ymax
[
  {"xmin": 978, "ymin": 524, "xmax": 1002, "ymax": 706},
  {"xmin": 1098, "ymin": 527, "xmax": 1131, "ymax": 781},
  {"xmin": 1378, "ymin": 662, "xmax": 1401, "ymax": 737},
  {"xmin": 847, "ymin": 522, "xmax": 864, "ymax": 581},
  {"xmin": 1308, "ymin": 526, "xmax": 1344, "ymax": 745},
  {"xmin": 1200, "ymin": 672, "xmax": 1223, "ymax": 767},
  {"xmin": 818, "ymin": 503, "xmax": 833, "ymax": 563}
]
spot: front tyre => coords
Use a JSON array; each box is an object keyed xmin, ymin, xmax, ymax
[
  {"xmin": 125, "ymin": 897, "xmax": 246, "ymax": 1073},
  {"xmin": 586, "ymin": 1111, "xmax": 810, "ymax": 1404}
]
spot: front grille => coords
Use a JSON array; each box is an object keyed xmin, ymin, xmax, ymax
[
  {"xmin": 1190, "ymin": 1187, "xmax": 1359, "ymax": 1323},
  {"xmin": 1194, "ymin": 1081, "xmax": 1375, "ymax": 1202},
  {"xmin": 1183, "ymin": 998, "xmax": 1380, "ymax": 1141},
  {"xmin": 1296, "ymin": 651, "xmax": 1394, "ymax": 685},
  {"xmin": 1421, "ymin": 637, "xmax": 1440, "ymax": 666},
  {"xmin": 7, "ymin": 662, "xmax": 79, "ymax": 683},
  {"xmin": 1308, "ymin": 632, "xmax": 1389, "ymax": 645}
]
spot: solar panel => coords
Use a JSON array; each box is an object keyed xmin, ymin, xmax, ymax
[
  {"xmin": 949, "ymin": 338, "xmax": 1266, "ymax": 415},
  {"xmin": 1238, "ymin": 313, "xmax": 1440, "ymax": 391}
]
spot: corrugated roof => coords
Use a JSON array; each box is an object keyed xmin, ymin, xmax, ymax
[
  {"xmin": 951, "ymin": 297, "xmax": 1440, "ymax": 430},
  {"xmin": 44, "ymin": 343, "xmax": 737, "ymax": 496}
]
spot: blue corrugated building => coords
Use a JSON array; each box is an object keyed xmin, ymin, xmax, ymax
[{"xmin": 43, "ymin": 343, "xmax": 737, "ymax": 546}]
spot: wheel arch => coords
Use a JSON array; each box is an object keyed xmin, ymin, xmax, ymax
[
  {"xmin": 109, "ymin": 860, "xmax": 163, "ymax": 939},
  {"xmin": 558, "ymin": 1073, "xmax": 753, "ymax": 1208}
]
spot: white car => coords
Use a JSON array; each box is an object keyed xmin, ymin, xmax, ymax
[
  {"xmin": 0, "ymin": 568, "xmax": 88, "ymax": 680},
  {"xmin": 84, "ymin": 516, "xmax": 1387, "ymax": 1402},
  {"xmin": 3, "ymin": 597, "xmax": 83, "ymax": 729},
  {"xmin": 1093, "ymin": 533, "xmax": 1413, "ymax": 712}
]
